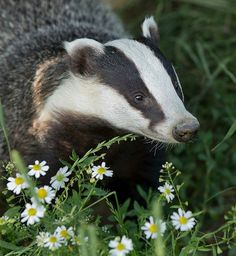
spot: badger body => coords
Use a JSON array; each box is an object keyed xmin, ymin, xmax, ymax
[{"xmin": 0, "ymin": 0, "xmax": 199, "ymax": 200}]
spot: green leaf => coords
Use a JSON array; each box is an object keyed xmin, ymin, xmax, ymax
[
  {"xmin": 137, "ymin": 185, "xmax": 147, "ymax": 201},
  {"xmin": 0, "ymin": 239, "xmax": 24, "ymax": 251},
  {"xmin": 120, "ymin": 198, "xmax": 131, "ymax": 215},
  {"xmin": 217, "ymin": 246, "xmax": 223, "ymax": 254},
  {"xmin": 4, "ymin": 206, "xmax": 21, "ymax": 218}
]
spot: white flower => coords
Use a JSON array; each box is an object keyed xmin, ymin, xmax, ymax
[
  {"xmin": 36, "ymin": 232, "xmax": 49, "ymax": 247},
  {"xmin": 109, "ymin": 236, "xmax": 133, "ymax": 256},
  {"xmin": 91, "ymin": 162, "xmax": 113, "ymax": 180},
  {"xmin": 50, "ymin": 166, "xmax": 72, "ymax": 190},
  {"xmin": 44, "ymin": 233, "xmax": 63, "ymax": 250},
  {"xmin": 141, "ymin": 216, "xmax": 166, "ymax": 239},
  {"xmin": 7, "ymin": 173, "xmax": 29, "ymax": 194},
  {"xmin": 158, "ymin": 182, "xmax": 175, "ymax": 202},
  {"xmin": 32, "ymin": 186, "xmax": 56, "ymax": 204},
  {"xmin": 28, "ymin": 160, "xmax": 49, "ymax": 178},
  {"xmin": 171, "ymin": 208, "xmax": 196, "ymax": 231},
  {"xmin": 21, "ymin": 203, "xmax": 45, "ymax": 225},
  {"xmin": 55, "ymin": 226, "xmax": 74, "ymax": 245}
]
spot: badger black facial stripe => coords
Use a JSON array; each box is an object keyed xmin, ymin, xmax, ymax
[
  {"xmin": 95, "ymin": 46, "xmax": 165, "ymax": 126},
  {"xmin": 137, "ymin": 37, "xmax": 184, "ymax": 101}
]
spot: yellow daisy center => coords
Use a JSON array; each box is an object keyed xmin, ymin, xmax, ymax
[
  {"xmin": 149, "ymin": 223, "xmax": 158, "ymax": 233},
  {"xmin": 15, "ymin": 177, "xmax": 24, "ymax": 185},
  {"xmin": 97, "ymin": 167, "xmax": 106, "ymax": 174},
  {"xmin": 116, "ymin": 243, "xmax": 125, "ymax": 251},
  {"xmin": 165, "ymin": 188, "xmax": 171, "ymax": 195},
  {"xmin": 37, "ymin": 188, "xmax": 47, "ymax": 199},
  {"xmin": 179, "ymin": 216, "xmax": 188, "ymax": 225},
  {"xmin": 28, "ymin": 208, "xmax": 37, "ymax": 216},
  {"xmin": 60, "ymin": 229, "xmax": 68, "ymax": 238},
  {"xmin": 49, "ymin": 236, "xmax": 57, "ymax": 243},
  {"xmin": 32, "ymin": 164, "xmax": 41, "ymax": 171}
]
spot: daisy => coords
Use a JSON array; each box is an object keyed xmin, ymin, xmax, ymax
[
  {"xmin": 158, "ymin": 182, "xmax": 175, "ymax": 202},
  {"xmin": 7, "ymin": 173, "xmax": 29, "ymax": 194},
  {"xmin": 171, "ymin": 208, "xmax": 196, "ymax": 231},
  {"xmin": 91, "ymin": 162, "xmax": 113, "ymax": 180},
  {"xmin": 50, "ymin": 166, "xmax": 72, "ymax": 190},
  {"xmin": 32, "ymin": 186, "xmax": 56, "ymax": 204},
  {"xmin": 21, "ymin": 203, "xmax": 45, "ymax": 225},
  {"xmin": 36, "ymin": 232, "xmax": 49, "ymax": 247},
  {"xmin": 28, "ymin": 160, "xmax": 49, "ymax": 178},
  {"xmin": 45, "ymin": 233, "xmax": 63, "ymax": 250},
  {"xmin": 55, "ymin": 225, "xmax": 74, "ymax": 245},
  {"xmin": 109, "ymin": 236, "xmax": 133, "ymax": 256},
  {"xmin": 141, "ymin": 216, "xmax": 166, "ymax": 239}
]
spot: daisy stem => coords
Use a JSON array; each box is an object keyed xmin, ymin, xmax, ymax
[
  {"xmin": 78, "ymin": 182, "xmax": 98, "ymax": 212},
  {"xmin": 82, "ymin": 191, "xmax": 116, "ymax": 212},
  {"xmin": 167, "ymin": 167, "xmax": 184, "ymax": 209}
]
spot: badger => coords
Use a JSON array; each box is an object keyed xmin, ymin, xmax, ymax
[{"xmin": 0, "ymin": 0, "xmax": 199, "ymax": 201}]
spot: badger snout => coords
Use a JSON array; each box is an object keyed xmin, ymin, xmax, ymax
[{"xmin": 172, "ymin": 118, "xmax": 200, "ymax": 142}]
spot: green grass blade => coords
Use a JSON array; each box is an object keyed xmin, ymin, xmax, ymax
[
  {"xmin": 212, "ymin": 119, "xmax": 236, "ymax": 151},
  {"xmin": 0, "ymin": 239, "xmax": 24, "ymax": 251},
  {"xmin": 0, "ymin": 100, "xmax": 11, "ymax": 158}
]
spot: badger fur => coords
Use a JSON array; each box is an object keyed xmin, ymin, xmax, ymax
[{"xmin": 0, "ymin": 0, "xmax": 199, "ymax": 201}]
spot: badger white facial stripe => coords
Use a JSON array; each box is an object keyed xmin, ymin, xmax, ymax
[{"xmin": 137, "ymin": 37, "xmax": 184, "ymax": 101}]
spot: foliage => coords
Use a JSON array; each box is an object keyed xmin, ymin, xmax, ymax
[{"xmin": 0, "ymin": 140, "xmax": 236, "ymax": 255}]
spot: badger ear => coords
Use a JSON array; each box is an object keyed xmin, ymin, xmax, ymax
[
  {"xmin": 64, "ymin": 38, "xmax": 104, "ymax": 75},
  {"xmin": 141, "ymin": 16, "xmax": 159, "ymax": 44}
]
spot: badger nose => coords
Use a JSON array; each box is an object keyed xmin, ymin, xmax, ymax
[{"xmin": 172, "ymin": 119, "xmax": 200, "ymax": 142}]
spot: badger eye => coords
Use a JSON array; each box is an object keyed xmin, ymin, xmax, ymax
[{"xmin": 134, "ymin": 94, "xmax": 144, "ymax": 102}]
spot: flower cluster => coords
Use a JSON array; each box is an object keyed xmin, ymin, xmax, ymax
[
  {"xmin": 36, "ymin": 226, "xmax": 87, "ymax": 251},
  {"xmin": 6, "ymin": 160, "xmax": 73, "ymax": 225},
  {"xmin": 6, "ymin": 160, "xmax": 115, "ymax": 227},
  {"xmin": 5, "ymin": 158, "xmax": 197, "ymax": 254},
  {"xmin": 156, "ymin": 162, "xmax": 196, "ymax": 232}
]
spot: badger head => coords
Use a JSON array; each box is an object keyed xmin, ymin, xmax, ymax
[{"xmin": 40, "ymin": 17, "xmax": 199, "ymax": 144}]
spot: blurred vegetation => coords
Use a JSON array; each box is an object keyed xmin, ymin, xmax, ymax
[{"xmin": 110, "ymin": 0, "xmax": 236, "ymax": 238}]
